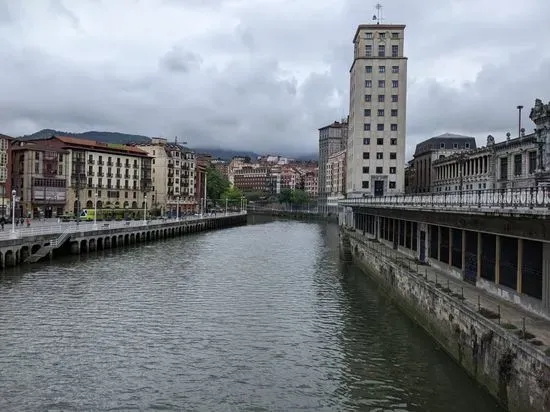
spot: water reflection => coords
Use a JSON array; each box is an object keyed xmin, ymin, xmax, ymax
[{"xmin": 0, "ymin": 221, "xmax": 502, "ymax": 411}]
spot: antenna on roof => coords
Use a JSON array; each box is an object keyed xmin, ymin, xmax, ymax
[
  {"xmin": 373, "ymin": 3, "xmax": 384, "ymax": 24},
  {"xmin": 175, "ymin": 136, "xmax": 178, "ymax": 146}
]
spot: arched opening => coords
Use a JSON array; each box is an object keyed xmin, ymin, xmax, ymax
[
  {"xmin": 86, "ymin": 200, "xmax": 93, "ymax": 208},
  {"xmin": 97, "ymin": 237, "xmax": 104, "ymax": 250},
  {"xmin": 80, "ymin": 239, "xmax": 88, "ymax": 253},
  {"xmin": 31, "ymin": 244, "xmax": 41, "ymax": 254},
  {"xmin": 132, "ymin": 201, "xmax": 138, "ymax": 209}
]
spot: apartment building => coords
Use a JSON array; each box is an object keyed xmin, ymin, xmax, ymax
[
  {"xmin": 10, "ymin": 140, "xmax": 69, "ymax": 218},
  {"xmin": 22, "ymin": 136, "xmax": 152, "ymax": 216},
  {"xmin": 0, "ymin": 133, "xmax": 12, "ymax": 217},
  {"xmin": 318, "ymin": 119, "xmax": 347, "ymax": 213},
  {"xmin": 326, "ymin": 149, "xmax": 346, "ymax": 212},
  {"xmin": 233, "ymin": 166, "xmax": 279, "ymax": 195},
  {"xmin": 347, "ymin": 23, "xmax": 407, "ymax": 197},
  {"xmin": 135, "ymin": 138, "xmax": 196, "ymax": 214},
  {"xmin": 303, "ymin": 168, "xmax": 318, "ymax": 199}
]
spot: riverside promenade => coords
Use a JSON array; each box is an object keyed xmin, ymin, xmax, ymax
[{"xmin": 0, "ymin": 212, "xmax": 247, "ymax": 268}]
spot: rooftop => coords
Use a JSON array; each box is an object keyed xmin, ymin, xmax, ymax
[{"xmin": 414, "ymin": 133, "xmax": 477, "ymax": 156}]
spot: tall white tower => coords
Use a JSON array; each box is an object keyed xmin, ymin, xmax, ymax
[{"xmin": 346, "ymin": 9, "xmax": 407, "ymax": 197}]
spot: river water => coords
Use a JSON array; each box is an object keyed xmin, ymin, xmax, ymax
[{"xmin": 0, "ymin": 220, "xmax": 502, "ymax": 411}]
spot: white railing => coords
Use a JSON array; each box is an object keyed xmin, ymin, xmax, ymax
[
  {"xmin": 339, "ymin": 187, "xmax": 550, "ymax": 211},
  {"xmin": 0, "ymin": 212, "xmax": 248, "ymax": 242}
]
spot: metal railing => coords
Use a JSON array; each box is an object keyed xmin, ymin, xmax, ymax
[
  {"xmin": 0, "ymin": 212, "xmax": 248, "ymax": 241},
  {"xmin": 339, "ymin": 187, "xmax": 550, "ymax": 210}
]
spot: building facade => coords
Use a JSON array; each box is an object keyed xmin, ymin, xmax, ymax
[
  {"xmin": 0, "ymin": 133, "xmax": 12, "ymax": 217},
  {"xmin": 347, "ymin": 23, "xmax": 407, "ymax": 197},
  {"xmin": 135, "ymin": 138, "xmax": 196, "ymax": 215},
  {"xmin": 303, "ymin": 168, "xmax": 318, "ymax": 199},
  {"xmin": 408, "ymin": 133, "xmax": 477, "ymax": 193},
  {"xmin": 11, "ymin": 141, "xmax": 69, "ymax": 218},
  {"xmin": 21, "ymin": 136, "xmax": 152, "ymax": 218},
  {"xmin": 326, "ymin": 149, "xmax": 346, "ymax": 213},
  {"xmin": 318, "ymin": 119, "xmax": 347, "ymax": 213}
]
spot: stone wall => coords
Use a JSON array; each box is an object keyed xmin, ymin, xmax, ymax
[{"xmin": 342, "ymin": 229, "xmax": 550, "ymax": 412}]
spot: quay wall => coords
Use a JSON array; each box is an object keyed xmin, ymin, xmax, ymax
[
  {"xmin": 0, "ymin": 214, "xmax": 247, "ymax": 268},
  {"xmin": 247, "ymin": 209, "xmax": 337, "ymax": 222},
  {"xmin": 340, "ymin": 228, "xmax": 550, "ymax": 412}
]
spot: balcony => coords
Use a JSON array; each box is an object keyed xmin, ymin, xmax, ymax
[
  {"xmin": 116, "ymin": 173, "xmax": 122, "ymax": 178},
  {"xmin": 124, "ymin": 174, "xmax": 130, "ymax": 179},
  {"xmin": 88, "ymin": 172, "xmax": 95, "ymax": 176},
  {"xmin": 107, "ymin": 161, "xmax": 114, "ymax": 167},
  {"xmin": 133, "ymin": 175, "xmax": 139, "ymax": 180},
  {"xmin": 107, "ymin": 173, "xmax": 113, "ymax": 178},
  {"xmin": 168, "ymin": 171, "xmax": 174, "ymax": 177},
  {"xmin": 97, "ymin": 172, "xmax": 104, "ymax": 177},
  {"xmin": 116, "ymin": 162, "xmax": 122, "ymax": 168},
  {"xmin": 88, "ymin": 159, "xmax": 95, "ymax": 165},
  {"xmin": 107, "ymin": 184, "xmax": 113, "ymax": 189},
  {"xmin": 98, "ymin": 160, "xmax": 104, "ymax": 165}
]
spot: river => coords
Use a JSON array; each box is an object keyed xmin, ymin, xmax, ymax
[{"xmin": 0, "ymin": 220, "xmax": 503, "ymax": 411}]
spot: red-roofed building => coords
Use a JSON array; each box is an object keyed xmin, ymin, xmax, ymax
[{"xmin": 15, "ymin": 135, "xmax": 152, "ymax": 218}]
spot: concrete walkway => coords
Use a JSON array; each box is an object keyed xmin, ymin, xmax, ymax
[
  {"xmin": 352, "ymin": 231, "xmax": 550, "ymax": 354},
  {"xmin": 0, "ymin": 212, "xmax": 246, "ymax": 241}
]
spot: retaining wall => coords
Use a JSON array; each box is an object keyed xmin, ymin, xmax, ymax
[{"xmin": 340, "ymin": 228, "xmax": 550, "ymax": 412}]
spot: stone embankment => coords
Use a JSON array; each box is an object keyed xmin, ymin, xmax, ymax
[
  {"xmin": 340, "ymin": 227, "xmax": 550, "ymax": 412},
  {"xmin": 0, "ymin": 213, "xmax": 247, "ymax": 268}
]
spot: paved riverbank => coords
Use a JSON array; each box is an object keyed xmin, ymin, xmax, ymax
[{"xmin": 0, "ymin": 213, "xmax": 247, "ymax": 268}]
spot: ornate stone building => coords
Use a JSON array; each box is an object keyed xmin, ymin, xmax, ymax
[
  {"xmin": 407, "ymin": 133, "xmax": 476, "ymax": 193},
  {"xmin": 431, "ymin": 99, "xmax": 547, "ymax": 193}
]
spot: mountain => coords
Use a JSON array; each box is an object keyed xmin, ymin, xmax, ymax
[
  {"xmin": 18, "ymin": 129, "xmax": 151, "ymax": 144},
  {"xmin": 17, "ymin": 129, "xmax": 314, "ymax": 161}
]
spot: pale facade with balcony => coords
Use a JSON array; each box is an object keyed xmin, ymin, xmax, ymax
[
  {"xmin": 326, "ymin": 149, "xmax": 346, "ymax": 212},
  {"xmin": 135, "ymin": 138, "xmax": 196, "ymax": 215},
  {"xmin": 22, "ymin": 136, "xmax": 152, "ymax": 217}
]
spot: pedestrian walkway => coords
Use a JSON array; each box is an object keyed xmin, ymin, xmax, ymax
[
  {"xmin": 349, "ymin": 230, "xmax": 550, "ymax": 354},
  {"xmin": 0, "ymin": 212, "xmax": 246, "ymax": 241}
]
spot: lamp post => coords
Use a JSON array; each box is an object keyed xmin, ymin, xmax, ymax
[
  {"xmin": 176, "ymin": 196, "xmax": 180, "ymax": 221},
  {"xmin": 225, "ymin": 197, "xmax": 228, "ymax": 216},
  {"xmin": 517, "ymin": 105, "xmax": 524, "ymax": 138},
  {"xmin": 93, "ymin": 191, "xmax": 98, "ymax": 228},
  {"xmin": 11, "ymin": 189, "xmax": 16, "ymax": 233},
  {"xmin": 143, "ymin": 194, "xmax": 147, "ymax": 224}
]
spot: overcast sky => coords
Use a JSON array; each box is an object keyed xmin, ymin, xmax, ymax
[{"xmin": 1, "ymin": 0, "xmax": 549, "ymax": 158}]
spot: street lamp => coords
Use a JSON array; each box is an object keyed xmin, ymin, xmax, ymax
[
  {"xmin": 176, "ymin": 196, "xmax": 180, "ymax": 221},
  {"xmin": 517, "ymin": 105, "xmax": 524, "ymax": 138},
  {"xmin": 93, "ymin": 191, "xmax": 98, "ymax": 228},
  {"xmin": 11, "ymin": 189, "xmax": 16, "ymax": 233},
  {"xmin": 143, "ymin": 194, "xmax": 147, "ymax": 224},
  {"xmin": 225, "ymin": 197, "xmax": 228, "ymax": 216}
]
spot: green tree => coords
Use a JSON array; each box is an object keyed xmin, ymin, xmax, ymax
[
  {"xmin": 221, "ymin": 186, "xmax": 243, "ymax": 206},
  {"xmin": 278, "ymin": 188, "xmax": 293, "ymax": 204},
  {"xmin": 206, "ymin": 166, "xmax": 230, "ymax": 204},
  {"xmin": 291, "ymin": 189, "xmax": 309, "ymax": 205}
]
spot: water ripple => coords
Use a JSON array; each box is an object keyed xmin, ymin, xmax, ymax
[{"xmin": 0, "ymin": 221, "xmax": 502, "ymax": 411}]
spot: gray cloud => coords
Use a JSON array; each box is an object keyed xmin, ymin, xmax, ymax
[{"xmin": 0, "ymin": 0, "xmax": 549, "ymax": 158}]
